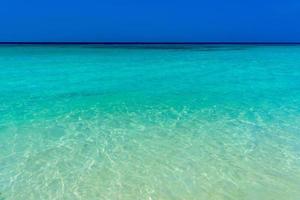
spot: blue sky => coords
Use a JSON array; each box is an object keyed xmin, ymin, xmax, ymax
[{"xmin": 1, "ymin": 0, "xmax": 300, "ymax": 42}]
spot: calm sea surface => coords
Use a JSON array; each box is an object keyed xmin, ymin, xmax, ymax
[{"xmin": 0, "ymin": 44, "xmax": 300, "ymax": 200}]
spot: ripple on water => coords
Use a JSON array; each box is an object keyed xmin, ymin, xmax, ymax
[{"xmin": 0, "ymin": 105, "xmax": 300, "ymax": 200}]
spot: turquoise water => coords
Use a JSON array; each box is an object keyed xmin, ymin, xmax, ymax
[{"xmin": 0, "ymin": 44, "xmax": 300, "ymax": 200}]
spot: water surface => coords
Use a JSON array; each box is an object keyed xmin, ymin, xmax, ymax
[{"xmin": 0, "ymin": 44, "xmax": 300, "ymax": 200}]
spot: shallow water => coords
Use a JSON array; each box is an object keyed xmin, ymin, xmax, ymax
[{"xmin": 0, "ymin": 44, "xmax": 300, "ymax": 200}]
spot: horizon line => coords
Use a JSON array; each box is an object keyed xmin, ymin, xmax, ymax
[{"xmin": 1, "ymin": 42, "xmax": 300, "ymax": 45}]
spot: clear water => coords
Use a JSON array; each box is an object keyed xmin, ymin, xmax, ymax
[{"xmin": 0, "ymin": 44, "xmax": 300, "ymax": 200}]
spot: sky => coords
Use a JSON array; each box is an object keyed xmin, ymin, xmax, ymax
[{"xmin": 1, "ymin": 0, "xmax": 300, "ymax": 42}]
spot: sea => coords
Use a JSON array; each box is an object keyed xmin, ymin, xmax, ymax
[{"xmin": 0, "ymin": 44, "xmax": 300, "ymax": 200}]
